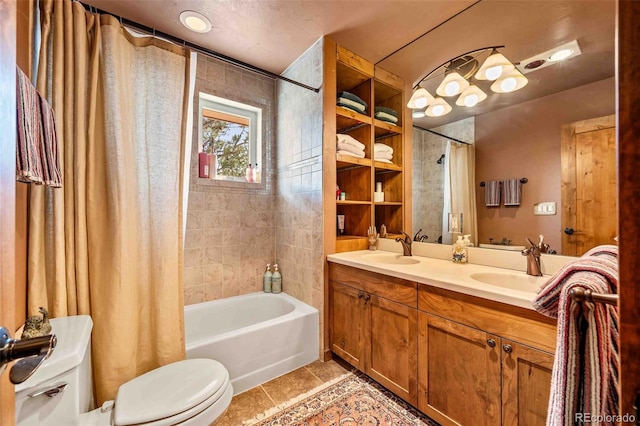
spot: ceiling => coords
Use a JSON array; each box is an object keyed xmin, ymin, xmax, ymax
[{"xmin": 82, "ymin": 0, "xmax": 616, "ymax": 129}]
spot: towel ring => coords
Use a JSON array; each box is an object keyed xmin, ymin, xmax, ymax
[{"xmin": 480, "ymin": 178, "xmax": 528, "ymax": 187}]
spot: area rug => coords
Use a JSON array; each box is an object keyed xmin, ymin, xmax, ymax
[{"xmin": 243, "ymin": 372, "xmax": 439, "ymax": 426}]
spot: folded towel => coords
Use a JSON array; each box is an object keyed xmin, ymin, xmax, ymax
[
  {"xmin": 503, "ymin": 178, "xmax": 522, "ymax": 206},
  {"xmin": 484, "ymin": 181, "xmax": 500, "ymax": 207},
  {"xmin": 374, "ymin": 143, "xmax": 393, "ymax": 154},
  {"xmin": 337, "ymin": 142, "xmax": 365, "ymax": 157},
  {"xmin": 374, "ymin": 151, "xmax": 393, "ymax": 161},
  {"xmin": 374, "ymin": 106, "xmax": 398, "ymax": 118},
  {"xmin": 16, "ymin": 67, "xmax": 62, "ymax": 187},
  {"xmin": 533, "ymin": 246, "xmax": 619, "ymax": 426},
  {"xmin": 374, "ymin": 111, "xmax": 398, "ymax": 124},
  {"xmin": 337, "ymin": 149, "xmax": 365, "ymax": 159},
  {"xmin": 337, "ymin": 97, "xmax": 366, "ymax": 114},
  {"xmin": 337, "ymin": 134, "xmax": 365, "ymax": 151},
  {"xmin": 337, "ymin": 91, "xmax": 368, "ymax": 109},
  {"xmin": 375, "ymin": 158, "xmax": 393, "ymax": 164}
]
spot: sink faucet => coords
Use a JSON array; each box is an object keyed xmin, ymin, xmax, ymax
[
  {"xmin": 395, "ymin": 231, "xmax": 412, "ymax": 256},
  {"xmin": 521, "ymin": 238, "xmax": 543, "ymax": 276}
]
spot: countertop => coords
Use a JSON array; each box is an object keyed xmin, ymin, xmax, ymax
[{"xmin": 326, "ymin": 250, "xmax": 551, "ymax": 310}]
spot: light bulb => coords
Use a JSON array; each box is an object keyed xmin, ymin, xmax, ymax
[
  {"xmin": 500, "ymin": 77, "xmax": 518, "ymax": 92},
  {"xmin": 431, "ymin": 104, "xmax": 445, "ymax": 116},
  {"xmin": 549, "ymin": 49, "xmax": 573, "ymax": 61},
  {"xmin": 414, "ymin": 97, "xmax": 428, "ymax": 109},
  {"xmin": 464, "ymin": 94, "xmax": 479, "ymax": 107},
  {"xmin": 444, "ymin": 81, "xmax": 460, "ymax": 97},
  {"xmin": 185, "ymin": 16, "xmax": 207, "ymax": 31},
  {"xmin": 485, "ymin": 65, "xmax": 503, "ymax": 80},
  {"xmin": 180, "ymin": 11, "xmax": 212, "ymax": 33}
]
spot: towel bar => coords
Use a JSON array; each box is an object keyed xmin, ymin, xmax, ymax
[
  {"xmin": 569, "ymin": 287, "xmax": 618, "ymax": 306},
  {"xmin": 480, "ymin": 178, "xmax": 528, "ymax": 187}
]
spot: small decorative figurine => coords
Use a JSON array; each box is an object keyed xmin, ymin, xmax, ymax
[{"xmin": 21, "ymin": 307, "xmax": 52, "ymax": 339}]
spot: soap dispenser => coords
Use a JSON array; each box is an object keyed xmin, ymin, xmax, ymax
[
  {"xmin": 462, "ymin": 234, "xmax": 473, "ymax": 247},
  {"xmin": 452, "ymin": 235, "xmax": 468, "ymax": 263},
  {"xmin": 272, "ymin": 264, "xmax": 282, "ymax": 294},
  {"xmin": 263, "ymin": 264, "xmax": 272, "ymax": 293}
]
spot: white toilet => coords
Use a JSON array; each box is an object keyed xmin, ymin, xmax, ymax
[{"xmin": 15, "ymin": 315, "xmax": 233, "ymax": 425}]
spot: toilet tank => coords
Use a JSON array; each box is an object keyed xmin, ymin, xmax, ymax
[{"xmin": 15, "ymin": 315, "xmax": 94, "ymax": 426}]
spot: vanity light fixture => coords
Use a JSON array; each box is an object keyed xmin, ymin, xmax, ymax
[
  {"xmin": 408, "ymin": 46, "xmax": 526, "ymax": 118},
  {"xmin": 179, "ymin": 10, "xmax": 212, "ymax": 33}
]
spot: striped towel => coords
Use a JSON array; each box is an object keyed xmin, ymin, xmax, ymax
[
  {"xmin": 484, "ymin": 180, "xmax": 500, "ymax": 207},
  {"xmin": 503, "ymin": 178, "xmax": 521, "ymax": 206},
  {"xmin": 15, "ymin": 67, "xmax": 62, "ymax": 187},
  {"xmin": 533, "ymin": 245, "xmax": 619, "ymax": 426}
]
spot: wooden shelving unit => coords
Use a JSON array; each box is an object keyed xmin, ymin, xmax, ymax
[{"xmin": 324, "ymin": 39, "xmax": 408, "ymax": 253}]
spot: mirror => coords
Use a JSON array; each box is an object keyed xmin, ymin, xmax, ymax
[{"xmin": 377, "ymin": 1, "xmax": 616, "ymax": 255}]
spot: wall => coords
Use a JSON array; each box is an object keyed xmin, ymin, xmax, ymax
[
  {"xmin": 412, "ymin": 117, "xmax": 474, "ymax": 243},
  {"xmin": 184, "ymin": 54, "xmax": 276, "ymax": 304},
  {"xmin": 475, "ymin": 77, "xmax": 615, "ymax": 252},
  {"xmin": 275, "ymin": 39, "xmax": 324, "ymax": 353}
]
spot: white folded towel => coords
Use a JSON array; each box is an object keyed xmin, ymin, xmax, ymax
[
  {"xmin": 337, "ymin": 149, "xmax": 365, "ymax": 158},
  {"xmin": 337, "ymin": 134, "xmax": 365, "ymax": 150},
  {"xmin": 375, "ymin": 151, "xmax": 393, "ymax": 161},
  {"xmin": 374, "ymin": 143, "xmax": 393, "ymax": 154},
  {"xmin": 376, "ymin": 158, "xmax": 393, "ymax": 164},
  {"xmin": 337, "ymin": 142, "xmax": 365, "ymax": 157}
]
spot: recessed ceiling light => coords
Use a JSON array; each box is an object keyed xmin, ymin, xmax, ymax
[
  {"xmin": 549, "ymin": 49, "xmax": 574, "ymax": 62},
  {"xmin": 179, "ymin": 10, "xmax": 212, "ymax": 33}
]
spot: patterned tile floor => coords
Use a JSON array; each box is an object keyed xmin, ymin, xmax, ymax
[{"xmin": 214, "ymin": 358, "xmax": 351, "ymax": 425}]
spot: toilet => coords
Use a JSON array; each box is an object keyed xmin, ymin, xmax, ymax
[{"xmin": 14, "ymin": 315, "xmax": 233, "ymax": 425}]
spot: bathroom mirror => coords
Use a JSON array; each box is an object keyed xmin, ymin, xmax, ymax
[{"xmin": 377, "ymin": 0, "xmax": 616, "ymax": 255}]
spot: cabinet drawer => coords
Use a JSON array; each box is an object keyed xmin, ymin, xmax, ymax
[
  {"xmin": 418, "ymin": 285, "xmax": 556, "ymax": 353},
  {"xmin": 329, "ymin": 263, "xmax": 417, "ymax": 307}
]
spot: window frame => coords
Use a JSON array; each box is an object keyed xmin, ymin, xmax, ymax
[{"xmin": 198, "ymin": 92, "xmax": 262, "ymax": 183}]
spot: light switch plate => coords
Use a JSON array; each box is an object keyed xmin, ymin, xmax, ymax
[{"xmin": 534, "ymin": 202, "xmax": 557, "ymax": 215}]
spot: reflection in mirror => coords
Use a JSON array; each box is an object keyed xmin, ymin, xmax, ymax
[
  {"xmin": 198, "ymin": 92, "xmax": 262, "ymax": 183},
  {"xmin": 378, "ymin": 1, "xmax": 616, "ymax": 255}
]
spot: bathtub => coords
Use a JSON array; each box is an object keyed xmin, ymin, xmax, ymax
[{"xmin": 184, "ymin": 292, "xmax": 319, "ymax": 395}]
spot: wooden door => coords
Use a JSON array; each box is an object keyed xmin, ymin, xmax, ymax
[
  {"xmin": 501, "ymin": 340, "xmax": 554, "ymax": 426},
  {"xmin": 618, "ymin": 0, "xmax": 640, "ymax": 417},
  {"xmin": 561, "ymin": 114, "xmax": 616, "ymax": 256},
  {"xmin": 0, "ymin": 0, "xmax": 17, "ymax": 423},
  {"xmin": 417, "ymin": 313, "xmax": 501, "ymax": 426},
  {"xmin": 367, "ymin": 295, "xmax": 417, "ymax": 405},
  {"xmin": 329, "ymin": 281, "xmax": 366, "ymax": 370}
]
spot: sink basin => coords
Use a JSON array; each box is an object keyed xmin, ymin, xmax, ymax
[
  {"xmin": 470, "ymin": 272, "xmax": 545, "ymax": 292},
  {"xmin": 478, "ymin": 243, "xmax": 526, "ymax": 251},
  {"xmin": 361, "ymin": 253, "xmax": 421, "ymax": 265}
]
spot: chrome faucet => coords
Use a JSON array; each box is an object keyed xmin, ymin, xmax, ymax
[
  {"xmin": 521, "ymin": 238, "xmax": 543, "ymax": 276},
  {"xmin": 395, "ymin": 231, "xmax": 413, "ymax": 256}
]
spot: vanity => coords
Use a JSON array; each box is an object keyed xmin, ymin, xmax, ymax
[{"xmin": 327, "ymin": 248, "xmax": 558, "ymax": 426}]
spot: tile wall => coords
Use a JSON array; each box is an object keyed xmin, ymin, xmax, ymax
[
  {"xmin": 184, "ymin": 54, "xmax": 276, "ymax": 304},
  {"xmin": 275, "ymin": 39, "xmax": 325, "ymax": 353},
  {"xmin": 412, "ymin": 117, "xmax": 474, "ymax": 243}
]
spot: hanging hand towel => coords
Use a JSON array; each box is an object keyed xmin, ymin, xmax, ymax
[
  {"xmin": 533, "ymin": 246, "xmax": 619, "ymax": 426},
  {"xmin": 484, "ymin": 180, "xmax": 500, "ymax": 207},
  {"xmin": 503, "ymin": 178, "xmax": 521, "ymax": 206}
]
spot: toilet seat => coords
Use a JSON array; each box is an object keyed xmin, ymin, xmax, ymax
[{"xmin": 114, "ymin": 359, "xmax": 230, "ymax": 426}]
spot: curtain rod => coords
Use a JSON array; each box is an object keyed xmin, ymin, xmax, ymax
[
  {"xmin": 80, "ymin": 2, "xmax": 320, "ymax": 93},
  {"xmin": 412, "ymin": 125, "xmax": 472, "ymax": 145}
]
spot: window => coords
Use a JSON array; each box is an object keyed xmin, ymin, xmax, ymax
[{"xmin": 198, "ymin": 92, "xmax": 262, "ymax": 183}]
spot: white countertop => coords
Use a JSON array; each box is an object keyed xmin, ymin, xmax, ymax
[{"xmin": 327, "ymin": 250, "xmax": 551, "ymax": 310}]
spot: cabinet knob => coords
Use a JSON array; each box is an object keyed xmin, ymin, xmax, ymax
[
  {"xmin": 364, "ymin": 294, "xmax": 371, "ymax": 301},
  {"xmin": 486, "ymin": 339, "xmax": 496, "ymax": 348},
  {"xmin": 503, "ymin": 344, "xmax": 513, "ymax": 354},
  {"xmin": 357, "ymin": 293, "xmax": 364, "ymax": 299}
]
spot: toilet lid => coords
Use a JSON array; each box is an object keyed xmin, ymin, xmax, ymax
[{"xmin": 114, "ymin": 358, "xmax": 229, "ymax": 426}]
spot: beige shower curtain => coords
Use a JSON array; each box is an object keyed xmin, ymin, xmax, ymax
[
  {"xmin": 442, "ymin": 141, "xmax": 478, "ymax": 245},
  {"xmin": 28, "ymin": 0, "xmax": 188, "ymax": 404}
]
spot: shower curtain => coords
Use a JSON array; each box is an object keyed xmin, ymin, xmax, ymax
[
  {"xmin": 28, "ymin": 0, "xmax": 189, "ymax": 403},
  {"xmin": 441, "ymin": 141, "xmax": 477, "ymax": 245}
]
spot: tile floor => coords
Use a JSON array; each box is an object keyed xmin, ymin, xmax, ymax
[{"xmin": 215, "ymin": 359, "xmax": 351, "ymax": 425}]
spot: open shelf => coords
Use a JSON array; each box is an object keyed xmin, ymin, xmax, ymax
[
  {"xmin": 337, "ymin": 200, "xmax": 371, "ymax": 205},
  {"xmin": 337, "ymin": 155, "xmax": 372, "ymax": 170},
  {"xmin": 374, "ymin": 161, "xmax": 402, "ymax": 172},
  {"xmin": 374, "ymin": 119, "xmax": 402, "ymax": 135}
]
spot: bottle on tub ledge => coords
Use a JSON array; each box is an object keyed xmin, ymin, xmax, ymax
[
  {"xmin": 263, "ymin": 264, "xmax": 272, "ymax": 293},
  {"xmin": 271, "ymin": 264, "xmax": 282, "ymax": 294}
]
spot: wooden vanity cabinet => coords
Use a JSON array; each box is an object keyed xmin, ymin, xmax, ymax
[
  {"xmin": 418, "ymin": 285, "xmax": 556, "ymax": 426},
  {"xmin": 329, "ymin": 263, "xmax": 418, "ymax": 404}
]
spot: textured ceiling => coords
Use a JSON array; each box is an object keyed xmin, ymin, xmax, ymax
[{"xmin": 82, "ymin": 0, "xmax": 615, "ymax": 128}]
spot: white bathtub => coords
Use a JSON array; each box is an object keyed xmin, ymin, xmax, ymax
[{"xmin": 184, "ymin": 292, "xmax": 319, "ymax": 395}]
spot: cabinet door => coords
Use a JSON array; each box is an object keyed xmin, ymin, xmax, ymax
[
  {"xmin": 418, "ymin": 313, "xmax": 501, "ymax": 426},
  {"xmin": 501, "ymin": 340, "xmax": 554, "ymax": 426},
  {"xmin": 367, "ymin": 295, "xmax": 418, "ymax": 405},
  {"xmin": 330, "ymin": 281, "xmax": 366, "ymax": 370}
]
